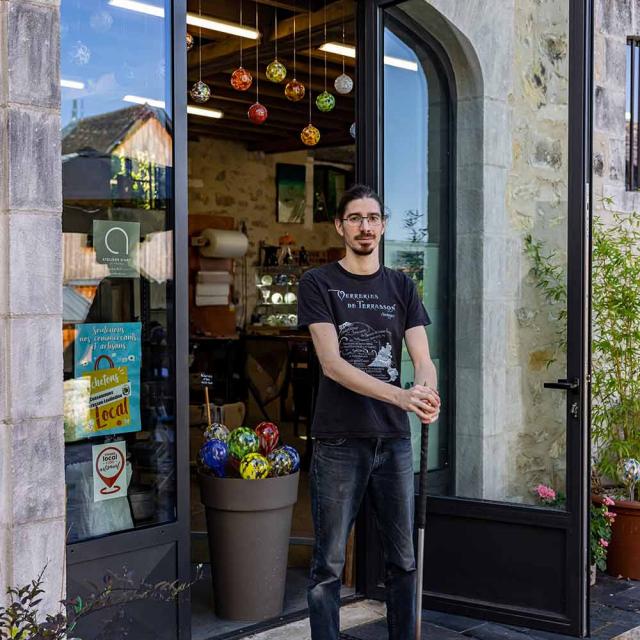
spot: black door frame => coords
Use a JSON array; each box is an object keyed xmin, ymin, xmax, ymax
[
  {"xmin": 356, "ymin": 1, "xmax": 593, "ymax": 636},
  {"xmin": 66, "ymin": 1, "xmax": 192, "ymax": 638}
]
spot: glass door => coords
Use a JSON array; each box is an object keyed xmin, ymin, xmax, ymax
[{"xmin": 357, "ymin": 0, "xmax": 592, "ymax": 635}]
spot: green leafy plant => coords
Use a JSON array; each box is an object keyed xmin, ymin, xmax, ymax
[
  {"xmin": 525, "ymin": 202, "xmax": 640, "ymax": 484},
  {"xmin": 0, "ymin": 565, "xmax": 201, "ymax": 640},
  {"xmin": 590, "ymin": 495, "xmax": 616, "ymax": 571}
]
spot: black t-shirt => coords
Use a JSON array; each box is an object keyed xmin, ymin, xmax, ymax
[{"xmin": 297, "ymin": 262, "xmax": 431, "ymax": 438}]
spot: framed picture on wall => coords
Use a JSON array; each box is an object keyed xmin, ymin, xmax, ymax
[
  {"xmin": 313, "ymin": 164, "xmax": 355, "ymax": 222},
  {"xmin": 276, "ymin": 163, "xmax": 306, "ymax": 223}
]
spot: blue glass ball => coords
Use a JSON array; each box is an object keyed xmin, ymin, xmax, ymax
[
  {"xmin": 200, "ymin": 439, "xmax": 228, "ymax": 477},
  {"xmin": 280, "ymin": 445, "xmax": 300, "ymax": 473}
]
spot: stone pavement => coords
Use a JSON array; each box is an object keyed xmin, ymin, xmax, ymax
[{"xmin": 245, "ymin": 574, "xmax": 640, "ymax": 640}]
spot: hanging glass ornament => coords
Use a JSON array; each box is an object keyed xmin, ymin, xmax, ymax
[
  {"xmin": 266, "ymin": 60, "xmax": 287, "ymax": 83},
  {"xmin": 316, "ymin": 2, "xmax": 335, "ymax": 113},
  {"xmin": 285, "ymin": 78, "xmax": 305, "ymax": 102},
  {"xmin": 186, "ymin": 32, "xmax": 194, "ymax": 51},
  {"xmin": 334, "ymin": 72, "xmax": 353, "ymax": 95},
  {"xmin": 190, "ymin": 0, "xmax": 211, "ymax": 104},
  {"xmin": 301, "ymin": 123, "xmax": 320, "ymax": 146},
  {"xmin": 190, "ymin": 80, "xmax": 211, "ymax": 103},
  {"xmin": 248, "ymin": 102, "xmax": 268, "ymax": 124},
  {"xmin": 231, "ymin": 66, "xmax": 252, "ymax": 91},
  {"xmin": 266, "ymin": 9, "xmax": 287, "ymax": 83},
  {"xmin": 248, "ymin": 4, "xmax": 267, "ymax": 125},
  {"xmin": 316, "ymin": 90, "xmax": 335, "ymax": 112},
  {"xmin": 349, "ymin": 122, "xmax": 356, "ymax": 139},
  {"xmin": 285, "ymin": 5, "xmax": 304, "ymax": 101}
]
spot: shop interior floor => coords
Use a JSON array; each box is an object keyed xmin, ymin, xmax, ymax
[{"xmin": 191, "ymin": 564, "xmax": 355, "ymax": 640}]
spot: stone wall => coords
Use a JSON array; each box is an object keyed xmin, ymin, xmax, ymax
[
  {"xmin": 0, "ymin": 0, "xmax": 66, "ymax": 614},
  {"xmin": 188, "ymin": 139, "xmax": 350, "ymax": 320},
  {"xmin": 593, "ymin": 0, "xmax": 639, "ymax": 215},
  {"xmin": 402, "ymin": 0, "xmax": 570, "ymax": 503}
]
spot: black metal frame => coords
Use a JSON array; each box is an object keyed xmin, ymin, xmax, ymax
[
  {"xmin": 66, "ymin": 1, "xmax": 192, "ymax": 638},
  {"xmin": 626, "ymin": 38, "xmax": 640, "ymax": 191},
  {"xmin": 358, "ymin": 0, "xmax": 593, "ymax": 636}
]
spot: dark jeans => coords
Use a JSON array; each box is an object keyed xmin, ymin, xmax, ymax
[{"xmin": 308, "ymin": 437, "xmax": 416, "ymax": 640}]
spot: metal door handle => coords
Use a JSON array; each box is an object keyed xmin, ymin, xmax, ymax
[{"xmin": 543, "ymin": 378, "xmax": 580, "ymax": 391}]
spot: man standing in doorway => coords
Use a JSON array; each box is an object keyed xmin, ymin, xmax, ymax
[{"xmin": 298, "ymin": 184, "xmax": 440, "ymax": 640}]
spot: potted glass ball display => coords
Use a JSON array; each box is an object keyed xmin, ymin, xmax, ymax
[{"xmin": 197, "ymin": 421, "xmax": 300, "ymax": 621}]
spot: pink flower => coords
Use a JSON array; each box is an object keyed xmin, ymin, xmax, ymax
[
  {"xmin": 603, "ymin": 496, "xmax": 615, "ymax": 507},
  {"xmin": 536, "ymin": 484, "xmax": 557, "ymax": 501},
  {"xmin": 605, "ymin": 511, "xmax": 617, "ymax": 522},
  {"xmin": 599, "ymin": 538, "xmax": 609, "ymax": 548}
]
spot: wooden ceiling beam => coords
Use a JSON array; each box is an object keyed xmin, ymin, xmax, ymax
[{"xmin": 272, "ymin": 0, "xmax": 350, "ymax": 40}]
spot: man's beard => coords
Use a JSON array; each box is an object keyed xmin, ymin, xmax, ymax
[{"xmin": 347, "ymin": 234, "xmax": 377, "ymax": 256}]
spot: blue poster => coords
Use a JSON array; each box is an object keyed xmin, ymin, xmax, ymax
[{"xmin": 74, "ymin": 322, "xmax": 142, "ymax": 438}]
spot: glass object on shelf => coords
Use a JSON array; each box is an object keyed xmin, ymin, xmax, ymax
[
  {"xmin": 260, "ymin": 274, "xmax": 273, "ymax": 286},
  {"xmin": 271, "ymin": 292, "xmax": 284, "ymax": 304},
  {"xmin": 261, "ymin": 288, "xmax": 271, "ymax": 304},
  {"xmin": 284, "ymin": 292, "xmax": 297, "ymax": 304}
]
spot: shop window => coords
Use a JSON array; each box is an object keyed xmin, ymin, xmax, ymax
[
  {"xmin": 60, "ymin": 0, "xmax": 176, "ymax": 543},
  {"xmin": 627, "ymin": 38, "xmax": 640, "ymax": 190}
]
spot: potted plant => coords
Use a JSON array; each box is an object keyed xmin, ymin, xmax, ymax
[
  {"xmin": 534, "ymin": 484, "xmax": 615, "ymax": 583},
  {"xmin": 526, "ymin": 202, "xmax": 640, "ymax": 578},
  {"xmin": 197, "ymin": 422, "xmax": 300, "ymax": 621}
]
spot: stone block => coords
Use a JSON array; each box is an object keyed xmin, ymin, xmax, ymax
[
  {"xmin": 455, "ymin": 433, "xmax": 484, "ymax": 499},
  {"xmin": 11, "ymin": 418, "xmax": 64, "ymax": 524},
  {"xmin": 0, "ymin": 215, "xmax": 7, "ymax": 314},
  {"xmin": 483, "ymin": 99, "xmax": 513, "ymax": 169},
  {"xmin": 8, "ymin": 316, "xmax": 63, "ymax": 421},
  {"xmin": 595, "ymin": 85, "xmax": 627, "ymax": 134},
  {"xmin": 456, "ymin": 234, "xmax": 483, "ymax": 300},
  {"xmin": 609, "ymin": 137, "xmax": 625, "ymax": 183},
  {"xmin": 484, "ymin": 235, "xmax": 521, "ymax": 300},
  {"xmin": 7, "ymin": 1, "xmax": 59, "ymax": 108},
  {"xmin": 8, "ymin": 213, "xmax": 62, "ymax": 315},
  {"xmin": 0, "ymin": 320, "xmax": 6, "ymax": 422},
  {"xmin": 10, "ymin": 518, "xmax": 66, "ymax": 616},
  {"xmin": 0, "ymin": 110, "xmax": 5, "ymax": 211},
  {"xmin": 7, "ymin": 107, "xmax": 61, "ymax": 211},
  {"xmin": 597, "ymin": 0, "xmax": 631, "ymax": 38},
  {"xmin": 455, "ymin": 298, "xmax": 482, "ymax": 370},
  {"xmin": 0, "ymin": 424, "xmax": 12, "ymax": 525},
  {"xmin": 456, "ymin": 186, "xmax": 483, "ymax": 234},
  {"xmin": 482, "ymin": 434, "xmax": 509, "ymax": 501},
  {"xmin": 605, "ymin": 36, "xmax": 627, "ymax": 88},
  {"xmin": 455, "ymin": 367, "xmax": 484, "ymax": 437},
  {"xmin": 482, "ymin": 364, "xmax": 508, "ymax": 439},
  {"xmin": 483, "ymin": 165, "xmax": 509, "ymax": 234}
]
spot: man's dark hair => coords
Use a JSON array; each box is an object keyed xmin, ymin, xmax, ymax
[{"xmin": 336, "ymin": 184, "xmax": 385, "ymax": 220}]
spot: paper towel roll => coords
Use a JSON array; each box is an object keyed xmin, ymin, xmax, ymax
[{"xmin": 199, "ymin": 228, "xmax": 248, "ymax": 258}]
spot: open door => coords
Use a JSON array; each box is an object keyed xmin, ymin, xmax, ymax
[{"xmin": 356, "ymin": 0, "xmax": 593, "ymax": 635}]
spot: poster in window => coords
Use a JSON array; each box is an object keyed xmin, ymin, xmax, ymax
[
  {"xmin": 92, "ymin": 441, "xmax": 127, "ymax": 502},
  {"xmin": 74, "ymin": 322, "xmax": 142, "ymax": 438},
  {"xmin": 93, "ymin": 219, "xmax": 140, "ymax": 278}
]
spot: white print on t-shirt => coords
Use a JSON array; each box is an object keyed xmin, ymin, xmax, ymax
[
  {"xmin": 338, "ymin": 322, "xmax": 399, "ymax": 382},
  {"xmin": 328, "ymin": 289, "xmax": 397, "ymax": 319}
]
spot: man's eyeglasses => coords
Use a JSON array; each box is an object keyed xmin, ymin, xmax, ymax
[{"xmin": 341, "ymin": 213, "xmax": 384, "ymax": 227}]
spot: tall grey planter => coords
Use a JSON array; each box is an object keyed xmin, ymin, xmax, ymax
[{"xmin": 198, "ymin": 471, "xmax": 300, "ymax": 621}]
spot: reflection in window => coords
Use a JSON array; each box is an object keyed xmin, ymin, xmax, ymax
[
  {"xmin": 61, "ymin": 0, "xmax": 175, "ymax": 543},
  {"xmin": 383, "ymin": 22, "xmax": 452, "ymax": 492}
]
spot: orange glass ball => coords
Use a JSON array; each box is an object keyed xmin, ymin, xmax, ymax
[
  {"xmin": 301, "ymin": 123, "xmax": 320, "ymax": 146},
  {"xmin": 248, "ymin": 102, "xmax": 268, "ymax": 124},
  {"xmin": 231, "ymin": 67, "xmax": 252, "ymax": 91},
  {"xmin": 285, "ymin": 78, "xmax": 305, "ymax": 102}
]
